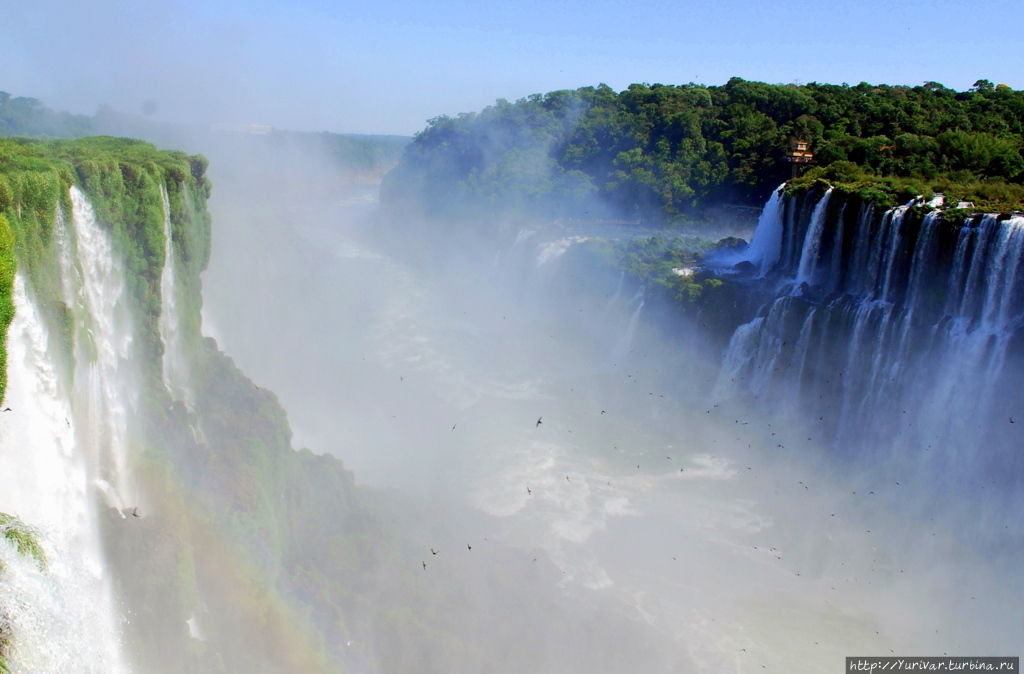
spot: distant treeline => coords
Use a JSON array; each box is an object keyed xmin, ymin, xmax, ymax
[
  {"xmin": 382, "ymin": 78, "xmax": 1024, "ymax": 222},
  {"xmin": 0, "ymin": 92, "xmax": 93, "ymax": 138},
  {"xmin": 0, "ymin": 90, "xmax": 408, "ymax": 175}
]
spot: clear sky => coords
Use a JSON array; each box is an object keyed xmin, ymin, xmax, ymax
[{"xmin": 2, "ymin": 0, "xmax": 1022, "ymax": 136}]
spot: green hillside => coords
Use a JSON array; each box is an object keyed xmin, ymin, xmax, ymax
[{"xmin": 382, "ymin": 78, "xmax": 1024, "ymax": 224}]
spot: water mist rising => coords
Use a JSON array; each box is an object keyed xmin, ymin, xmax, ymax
[
  {"xmin": 0, "ymin": 273, "xmax": 129, "ymax": 674},
  {"xmin": 0, "ymin": 187, "xmax": 148, "ymax": 673},
  {"xmin": 718, "ymin": 189, "xmax": 1024, "ymax": 500},
  {"xmin": 158, "ymin": 184, "xmax": 191, "ymax": 406}
]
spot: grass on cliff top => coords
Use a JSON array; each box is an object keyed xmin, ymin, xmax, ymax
[
  {"xmin": 789, "ymin": 160, "xmax": 1024, "ymax": 212},
  {"xmin": 0, "ymin": 135, "xmax": 207, "ymax": 178}
]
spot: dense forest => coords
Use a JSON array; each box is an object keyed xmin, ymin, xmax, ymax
[{"xmin": 381, "ymin": 78, "xmax": 1024, "ymax": 222}]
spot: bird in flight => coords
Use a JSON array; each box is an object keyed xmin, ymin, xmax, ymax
[
  {"xmin": 536, "ymin": 417, "xmax": 542, "ymax": 427},
  {"xmin": 467, "ymin": 544, "xmax": 472, "ymax": 551},
  {"xmin": 431, "ymin": 548, "xmax": 438, "ymax": 555},
  {"xmin": 131, "ymin": 507, "xmax": 140, "ymax": 518},
  {"xmin": 526, "ymin": 486, "xmax": 532, "ymax": 495},
  {"xmin": 422, "ymin": 561, "xmax": 427, "ymax": 570}
]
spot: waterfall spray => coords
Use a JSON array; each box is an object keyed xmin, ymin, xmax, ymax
[
  {"xmin": 794, "ymin": 188, "xmax": 834, "ymax": 285},
  {"xmin": 720, "ymin": 187, "xmax": 1024, "ymax": 492},
  {"xmin": 68, "ymin": 186, "xmax": 137, "ymax": 511},
  {"xmin": 158, "ymin": 184, "xmax": 191, "ymax": 405},
  {"xmin": 0, "ymin": 275, "xmax": 129, "ymax": 674},
  {"xmin": 742, "ymin": 185, "xmax": 786, "ymax": 276}
]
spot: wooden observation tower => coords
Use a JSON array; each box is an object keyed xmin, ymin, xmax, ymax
[{"xmin": 783, "ymin": 140, "xmax": 816, "ymax": 178}]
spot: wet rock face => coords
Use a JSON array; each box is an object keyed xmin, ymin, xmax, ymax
[{"xmin": 731, "ymin": 260, "xmax": 756, "ymax": 274}]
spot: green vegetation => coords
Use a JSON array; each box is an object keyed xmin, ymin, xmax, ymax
[
  {"xmin": 0, "ymin": 510, "xmax": 46, "ymax": 671},
  {"xmin": 0, "ymin": 512, "xmax": 47, "ymax": 570},
  {"xmin": 382, "ymin": 78, "xmax": 1024, "ymax": 225},
  {"xmin": 0, "ymin": 135, "xmax": 334, "ymax": 673},
  {"xmin": 789, "ymin": 160, "xmax": 1024, "ymax": 211},
  {"xmin": 0, "ymin": 135, "xmax": 211, "ymax": 400},
  {"xmin": 0, "ymin": 215, "xmax": 15, "ymax": 399},
  {"xmin": 0, "ymin": 132, "xmax": 671, "ymax": 673},
  {"xmin": 0, "ymin": 92, "xmax": 92, "ymax": 139},
  {"xmin": 580, "ymin": 234, "xmax": 754, "ymax": 339}
]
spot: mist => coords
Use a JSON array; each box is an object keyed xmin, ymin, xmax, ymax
[
  {"xmin": 3, "ymin": 0, "xmax": 1022, "ymax": 136},
  {"xmin": 186, "ymin": 123, "xmax": 1021, "ymax": 671},
  {"xmin": 3, "ymin": 2, "xmax": 1024, "ymax": 668}
]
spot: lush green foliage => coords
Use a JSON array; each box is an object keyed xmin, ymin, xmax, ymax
[
  {"xmin": 0, "ymin": 512, "xmax": 47, "ymax": 570},
  {"xmin": 0, "ymin": 136, "xmax": 212, "ymax": 398},
  {"xmin": 0, "ymin": 132, "xmax": 663, "ymax": 674},
  {"xmin": 0, "ymin": 215, "xmax": 15, "ymax": 399},
  {"xmin": 383, "ymin": 79, "xmax": 1024, "ymax": 224},
  {"xmin": 589, "ymin": 234, "xmax": 755, "ymax": 339},
  {"xmin": 0, "ymin": 135, "xmax": 326, "ymax": 673},
  {"xmin": 789, "ymin": 160, "xmax": 1024, "ymax": 211}
]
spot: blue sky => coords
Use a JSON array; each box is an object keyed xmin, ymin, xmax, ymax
[{"xmin": 2, "ymin": 0, "xmax": 1022, "ymax": 135}]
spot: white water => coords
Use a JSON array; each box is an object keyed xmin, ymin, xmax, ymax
[
  {"xmin": 199, "ymin": 186, "xmax": 1024, "ymax": 671},
  {"xmin": 158, "ymin": 184, "xmax": 191, "ymax": 405},
  {"xmin": 794, "ymin": 188, "xmax": 833, "ymax": 285},
  {"xmin": 0, "ymin": 277, "xmax": 129, "ymax": 674},
  {"xmin": 536, "ymin": 236, "xmax": 590, "ymax": 266},
  {"xmin": 741, "ymin": 185, "xmax": 786, "ymax": 276},
  {"xmin": 0, "ymin": 187, "xmax": 145, "ymax": 673},
  {"xmin": 720, "ymin": 189, "xmax": 1024, "ymax": 501},
  {"xmin": 609, "ymin": 299, "xmax": 644, "ymax": 365},
  {"xmin": 68, "ymin": 186, "xmax": 137, "ymax": 511}
]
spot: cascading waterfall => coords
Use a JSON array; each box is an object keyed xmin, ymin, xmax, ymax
[
  {"xmin": 158, "ymin": 184, "xmax": 191, "ymax": 405},
  {"xmin": 717, "ymin": 187, "xmax": 1024, "ymax": 488},
  {"xmin": 536, "ymin": 236, "xmax": 590, "ymax": 267},
  {"xmin": 794, "ymin": 188, "xmax": 834, "ymax": 285},
  {"xmin": 0, "ymin": 275, "xmax": 129, "ymax": 674},
  {"xmin": 609, "ymin": 288, "xmax": 645, "ymax": 365},
  {"xmin": 602, "ymin": 271, "xmax": 626, "ymax": 317},
  {"xmin": 0, "ymin": 186, "xmax": 148, "ymax": 673},
  {"xmin": 68, "ymin": 186, "xmax": 137, "ymax": 511},
  {"xmin": 740, "ymin": 185, "xmax": 786, "ymax": 276}
]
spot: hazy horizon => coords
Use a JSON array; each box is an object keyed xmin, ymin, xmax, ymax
[{"xmin": 2, "ymin": 0, "xmax": 1022, "ymax": 136}]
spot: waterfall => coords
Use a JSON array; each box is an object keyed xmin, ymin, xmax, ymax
[
  {"xmin": 602, "ymin": 271, "xmax": 625, "ymax": 317},
  {"xmin": 0, "ymin": 276, "xmax": 129, "ymax": 674},
  {"xmin": 609, "ymin": 299, "xmax": 645, "ymax": 365},
  {"xmin": 0, "ymin": 185, "xmax": 152, "ymax": 672},
  {"xmin": 536, "ymin": 236, "xmax": 589, "ymax": 266},
  {"xmin": 158, "ymin": 184, "xmax": 191, "ymax": 405},
  {"xmin": 718, "ymin": 187, "xmax": 1024, "ymax": 488},
  {"xmin": 68, "ymin": 186, "xmax": 137, "ymax": 511},
  {"xmin": 742, "ymin": 185, "xmax": 786, "ymax": 276},
  {"xmin": 794, "ymin": 188, "xmax": 834, "ymax": 285}
]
